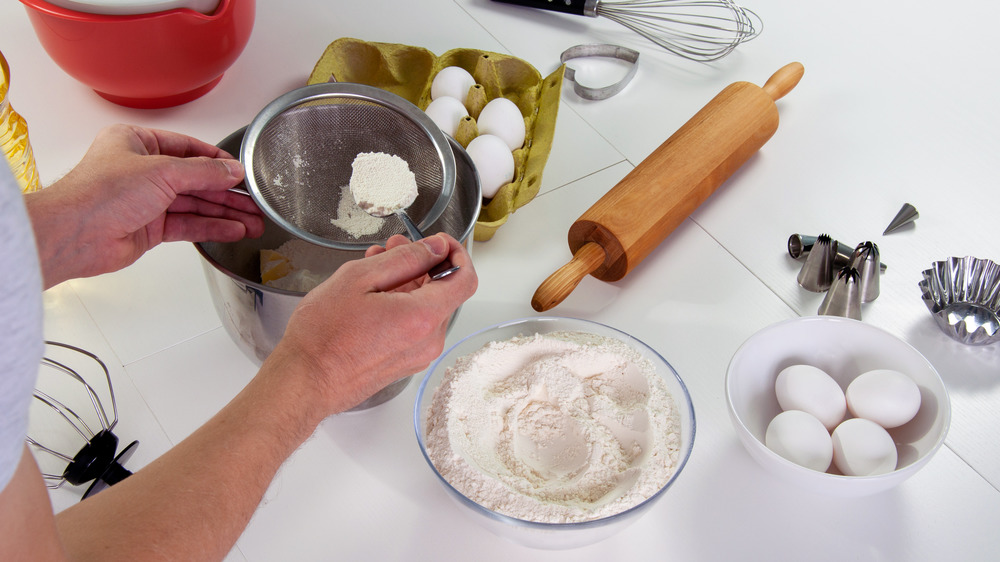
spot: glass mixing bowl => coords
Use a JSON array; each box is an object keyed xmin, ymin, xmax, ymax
[{"xmin": 414, "ymin": 316, "xmax": 695, "ymax": 549}]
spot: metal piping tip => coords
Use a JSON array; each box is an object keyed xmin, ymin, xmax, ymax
[
  {"xmin": 818, "ymin": 267, "xmax": 863, "ymax": 320},
  {"xmin": 850, "ymin": 242, "xmax": 881, "ymax": 303},
  {"xmin": 788, "ymin": 233, "xmax": 887, "ymax": 272},
  {"xmin": 797, "ymin": 234, "xmax": 837, "ymax": 292},
  {"xmin": 883, "ymin": 203, "xmax": 918, "ymax": 235}
]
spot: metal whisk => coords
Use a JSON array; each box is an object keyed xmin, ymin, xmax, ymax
[
  {"xmin": 27, "ymin": 341, "xmax": 138, "ymax": 500},
  {"xmin": 492, "ymin": 0, "xmax": 762, "ymax": 62}
]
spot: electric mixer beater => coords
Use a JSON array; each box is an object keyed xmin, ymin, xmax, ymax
[{"xmin": 26, "ymin": 341, "xmax": 139, "ymax": 500}]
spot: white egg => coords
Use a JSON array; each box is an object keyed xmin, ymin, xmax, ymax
[
  {"xmin": 831, "ymin": 418, "xmax": 898, "ymax": 476},
  {"xmin": 424, "ymin": 96, "xmax": 469, "ymax": 137},
  {"xmin": 775, "ymin": 364, "xmax": 847, "ymax": 431},
  {"xmin": 476, "ymin": 97, "xmax": 526, "ymax": 151},
  {"xmin": 431, "ymin": 66, "xmax": 476, "ymax": 104},
  {"xmin": 764, "ymin": 410, "xmax": 833, "ymax": 473},
  {"xmin": 846, "ymin": 369, "xmax": 921, "ymax": 429},
  {"xmin": 466, "ymin": 134, "xmax": 515, "ymax": 199}
]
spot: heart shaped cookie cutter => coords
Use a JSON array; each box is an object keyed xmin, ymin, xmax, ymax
[{"xmin": 560, "ymin": 44, "xmax": 639, "ymax": 100}]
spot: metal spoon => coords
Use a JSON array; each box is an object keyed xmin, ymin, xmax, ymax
[
  {"xmin": 350, "ymin": 154, "xmax": 459, "ymax": 281},
  {"xmin": 349, "ymin": 154, "xmax": 459, "ymax": 281},
  {"xmin": 376, "ymin": 209, "xmax": 459, "ymax": 281}
]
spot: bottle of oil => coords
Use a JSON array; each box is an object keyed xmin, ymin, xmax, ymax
[{"xmin": 1, "ymin": 51, "xmax": 42, "ymax": 193}]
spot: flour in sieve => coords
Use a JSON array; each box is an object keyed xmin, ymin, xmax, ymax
[
  {"xmin": 330, "ymin": 184, "xmax": 384, "ymax": 238},
  {"xmin": 349, "ymin": 152, "xmax": 418, "ymax": 217},
  {"xmin": 424, "ymin": 331, "xmax": 682, "ymax": 523}
]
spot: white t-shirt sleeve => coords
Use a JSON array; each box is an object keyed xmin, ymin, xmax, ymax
[{"xmin": 0, "ymin": 162, "xmax": 44, "ymax": 491}]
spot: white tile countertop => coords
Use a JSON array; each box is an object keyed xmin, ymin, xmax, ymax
[{"xmin": 4, "ymin": 0, "xmax": 1000, "ymax": 560}]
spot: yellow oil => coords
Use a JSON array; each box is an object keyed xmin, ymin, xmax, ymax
[{"xmin": 1, "ymin": 51, "xmax": 42, "ymax": 193}]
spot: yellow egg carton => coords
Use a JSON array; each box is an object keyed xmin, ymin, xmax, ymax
[{"xmin": 308, "ymin": 37, "xmax": 564, "ymax": 241}]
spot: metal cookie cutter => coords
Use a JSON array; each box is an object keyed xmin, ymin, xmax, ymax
[{"xmin": 559, "ymin": 44, "xmax": 640, "ymax": 100}]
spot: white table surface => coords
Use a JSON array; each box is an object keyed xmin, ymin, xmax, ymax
[{"xmin": 4, "ymin": 0, "xmax": 1000, "ymax": 560}]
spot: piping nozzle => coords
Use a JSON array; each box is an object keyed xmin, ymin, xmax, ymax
[
  {"xmin": 850, "ymin": 242, "xmax": 881, "ymax": 303},
  {"xmin": 818, "ymin": 267, "xmax": 863, "ymax": 320},
  {"xmin": 884, "ymin": 203, "xmax": 918, "ymax": 235},
  {"xmin": 797, "ymin": 234, "xmax": 837, "ymax": 292},
  {"xmin": 788, "ymin": 233, "xmax": 887, "ymax": 272}
]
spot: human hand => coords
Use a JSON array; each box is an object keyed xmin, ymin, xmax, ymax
[
  {"xmin": 363, "ymin": 234, "xmax": 434, "ymax": 292},
  {"xmin": 25, "ymin": 124, "xmax": 264, "ymax": 288},
  {"xmin": 265, "ymin": 233, "xmax": 477, "ymax": 416}
]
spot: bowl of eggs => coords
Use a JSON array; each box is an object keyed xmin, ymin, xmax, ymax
[{"xmin": 725, "ymin": 316, "xmax": 950, "ymax": 497}]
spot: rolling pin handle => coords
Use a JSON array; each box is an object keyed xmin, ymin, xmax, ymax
[
  {"xmin": 762, "ymin": 62, "xmax": 804, "ymax": 101},
  {"xmin": 531, "ymin": 242, "xmax": 606, "ymax": 312}
]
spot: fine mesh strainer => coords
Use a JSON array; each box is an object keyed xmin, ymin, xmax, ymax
[{"xmin": 241, "ymin": 83, "xmax": 457, "ymax": 250}]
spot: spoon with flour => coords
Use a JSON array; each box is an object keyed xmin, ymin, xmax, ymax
[{"xmin": 349, "ymin": 151, "xmax": 459, "ymax": 280}]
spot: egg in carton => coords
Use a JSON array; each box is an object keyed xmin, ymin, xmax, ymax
[{"xmin": 308, "ymin": 37, "xmax": 564, "ymax": 241}]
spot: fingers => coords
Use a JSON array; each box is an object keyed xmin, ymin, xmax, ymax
[
  {"xmin": 170, "ymin": 189, "xmax": 263, "ymax": 218},
  {"xmin": 152, "ymin": 155, "xmax": 245, "ymax": 196},
  {"xmin": 143, "ymin": 126, "xmax": 236, "ymax": 159},
  {"xmin": 118, "ymin": 125, "xmax": 265, "ymax": 241},
  {"xmin": 385, "ymin": 235, "xmax": 412, "ymax": 251},
  {"xmin": 364, "ymin": 234, "xmax": 409, "ymax": 258},
  {"xmin": 409, "ymin": 234, "xmax": 478, "ymax": 300},
  {"xmin": 96, "ymin": 124, "xmax": 232, "ymax": 160},
  {"xmin": 162, "ymin": 197, "xmax": 265, "ymax": 242},
  {"xmin": 161, "ymin": 214, "xmax": 252, "ymax": 243},
  {"xmin": 102, "ymin": 124, "xmax": 246, "ymax": 194},
  {"xmin": 361, "ymin": 234, "xmax": 450, "ymax": 292},
  {"xmin": 361, "ymin": 234, "xmax": 477, "ymax": 297}
]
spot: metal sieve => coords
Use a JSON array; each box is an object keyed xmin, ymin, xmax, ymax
[{"xmin": 241, "ymin": 83, "xmax": 456, "ymax": 250}]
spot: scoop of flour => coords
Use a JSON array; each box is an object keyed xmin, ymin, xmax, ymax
[{"xmin": 349, "ymin": 152, "xmax": 418, "ymax": 217}]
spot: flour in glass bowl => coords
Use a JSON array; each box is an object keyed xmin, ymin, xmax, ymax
[{"xmin": 424, "ymin": 331, "xmax": 682, "ymax": 523}]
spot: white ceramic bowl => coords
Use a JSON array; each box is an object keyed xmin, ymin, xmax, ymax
[
  {"xmin": 414, "ymin": 317, "xmax": 695, "ymax": 549},
  {"xmin": 726, "ymin": 316, "xmax": 950, "ymax": 497}
]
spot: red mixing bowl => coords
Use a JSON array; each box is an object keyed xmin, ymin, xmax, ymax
[{"xmin": 20, "ymin": 0, "xmax": 255, "ymax": 109}]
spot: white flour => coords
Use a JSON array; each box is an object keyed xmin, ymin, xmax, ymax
[
  {"xmin": 349, "ymin": 152, "xmax": 418, "ymax": 217},
  {"xmin": 260, "ymin": 239, "xmax": 338, "ymax": 292},
  {"xmin": 330, "ymin": 184, "xmax": 384, "ymax": 238},
  {"xmin": 424, "ymin": 331, "xmax": 681, "ymax": 523}
]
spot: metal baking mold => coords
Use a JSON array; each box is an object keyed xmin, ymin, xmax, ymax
[{"xmin": 918, "ymin": 256, "xmax": 1000, "ymax": 345}]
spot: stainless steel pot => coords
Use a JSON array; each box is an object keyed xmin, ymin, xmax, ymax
[{"xmin": 195, "ymin": 127, "xmax": 480, "ymax": 410}]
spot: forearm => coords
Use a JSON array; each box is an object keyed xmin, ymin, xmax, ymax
[
  {"xmin": 0, "ymin": 448, "xmax": 70, "ymax": 560},
  {"xmin": 23, "ymin": 184, "xmax": 101, "ymax": 290},
  {"xmin": 54, "ymin": 352, "xmax": 327, "ymax": 562}
]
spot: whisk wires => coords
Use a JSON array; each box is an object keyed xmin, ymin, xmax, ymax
[
  {"xmin": 28, "ymin": 341, "xmax": 121, "ymax": 490},
  {"xmin": 595, "ymin": 0, "xmax": 762, "ymax": 61}
]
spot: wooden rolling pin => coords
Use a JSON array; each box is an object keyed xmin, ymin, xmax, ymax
[{"xmin": 532, "ymin": 62, "xmax": 804, "ymax": 312}]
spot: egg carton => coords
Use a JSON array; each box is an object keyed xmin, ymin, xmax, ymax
[{"xmin": 308, "ymin": 37, "xmax": 565, "ymax": 241}]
